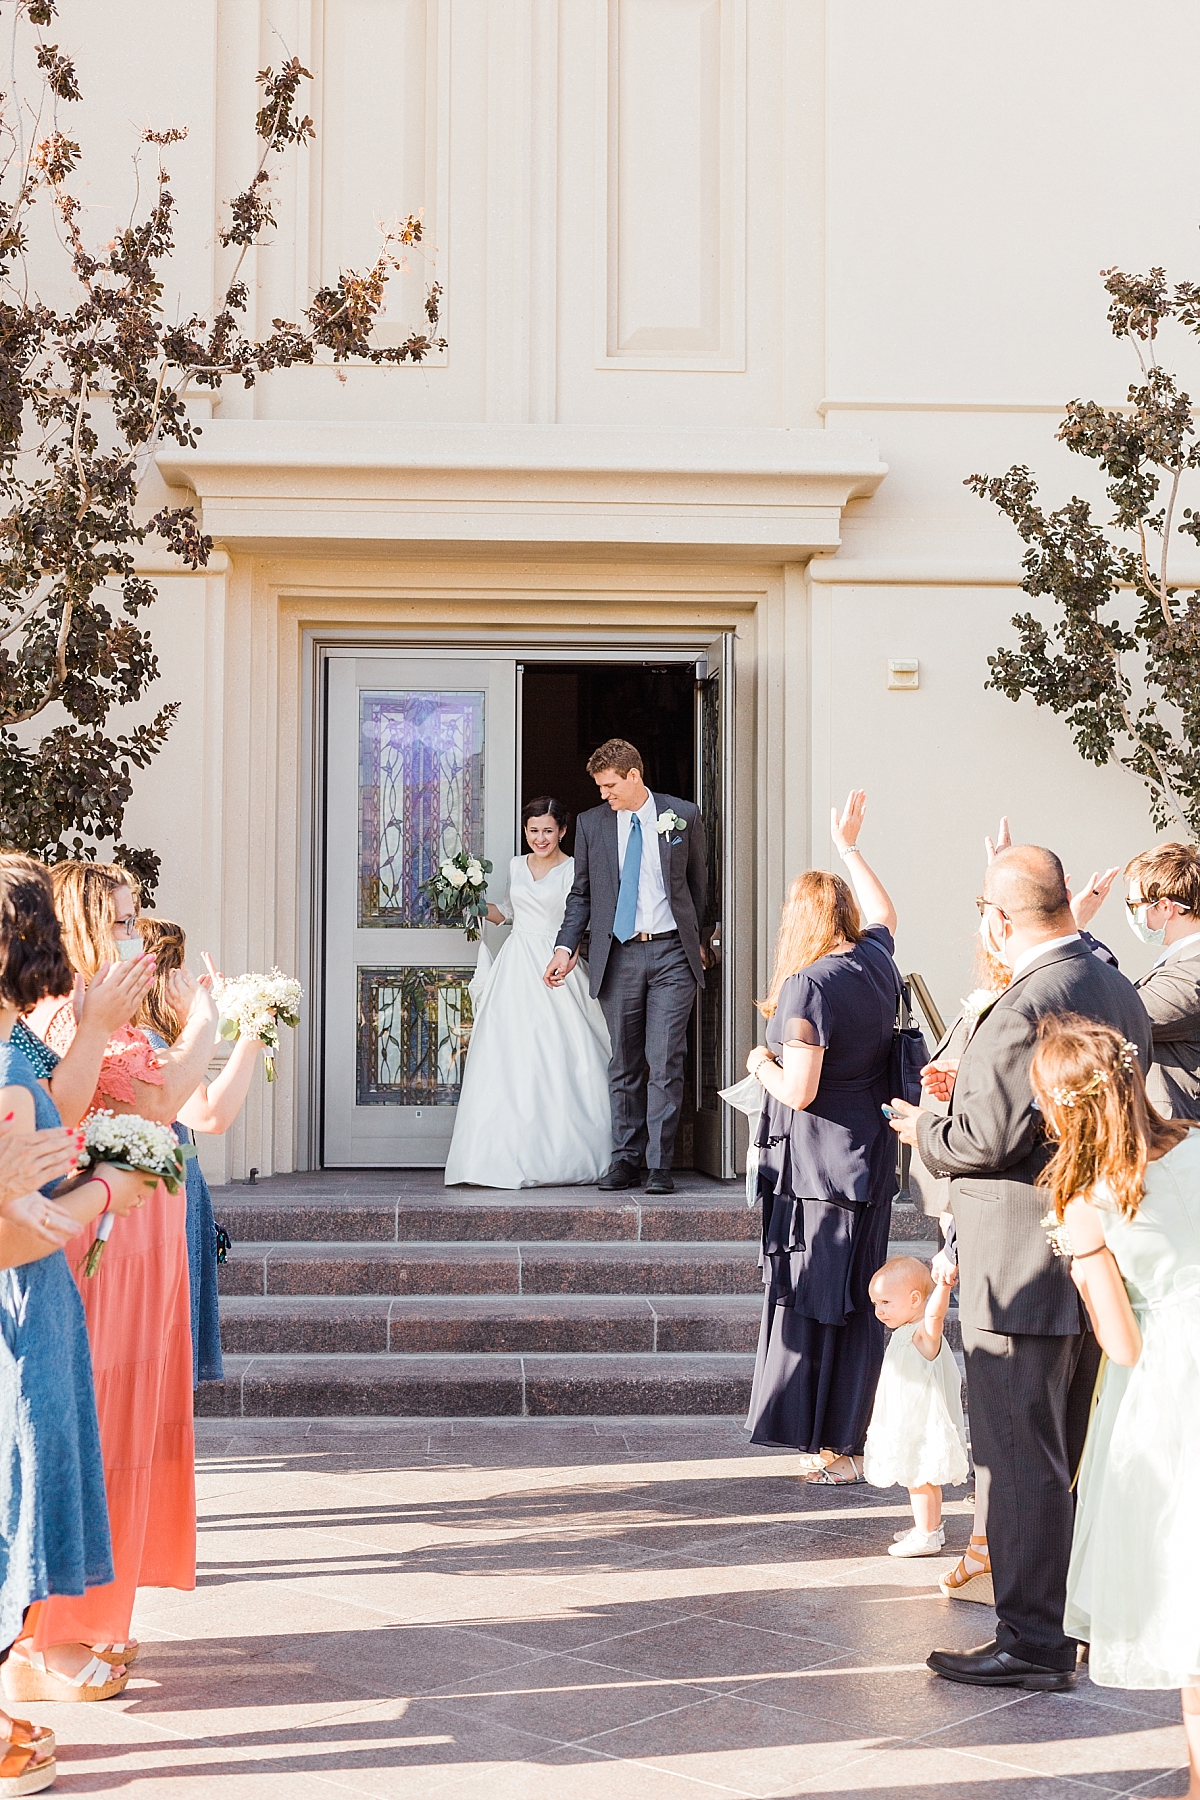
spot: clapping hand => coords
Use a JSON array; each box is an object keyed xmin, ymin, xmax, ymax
[{"xmin": 74, "ymin": 956, "xmax": 157, "ymax": 1033}]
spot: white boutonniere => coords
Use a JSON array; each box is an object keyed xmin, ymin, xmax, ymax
[
  {"xmin": 960, "ymin": 987, "xmax": 998, "ymax": 1040},
  {"xmin": 656, "ymin": 809, "xmax": 686, "ymax": 837}
]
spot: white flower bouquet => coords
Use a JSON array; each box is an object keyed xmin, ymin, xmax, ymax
[
  {"xmin": 212, "ymin": 968, "xmax": 303, "ymax": 1082},
  {"xmin": 74, "ymin": 1111, "xmax": 194, "ymax": 1275},
  {"xmin": 420, "ymin": 849, "xmax": 493, "ymax": 941}
]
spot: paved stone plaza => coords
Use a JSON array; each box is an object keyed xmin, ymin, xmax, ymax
[{"xmin": 18, "ymin": 1416, "xmax": 1190, "ymax": 1797}]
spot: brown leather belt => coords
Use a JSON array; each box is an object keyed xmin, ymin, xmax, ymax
[{"xmin": 626, "ymin": 929, "xmax": 679, "ymax": 943}]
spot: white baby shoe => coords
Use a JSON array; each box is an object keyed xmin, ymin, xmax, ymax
[{"xmin": 889, "ymin": 1526, "xmax": 946, "ymax": 1558}]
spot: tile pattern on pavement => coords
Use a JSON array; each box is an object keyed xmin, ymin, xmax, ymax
[{"xmin": 16, "ymin": 1417, "xmax": 1190, "ymax": 1797}]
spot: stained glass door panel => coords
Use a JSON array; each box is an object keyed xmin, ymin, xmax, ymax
[{"xmin": 323, "ymin": 655, "xmax": 517, "ymax": 1167}]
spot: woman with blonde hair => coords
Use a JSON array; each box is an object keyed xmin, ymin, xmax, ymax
[
  {"xmin": 7, "ymin": 863, "xmax": 218, "ymax": 1694},
  {"xmin": 137, "ymin": 917, "xmax": 264, "ymax": 1385},
  {"xmin": 744, "ymin": 792, "xmax": 906, "ymax": 1482},
  {"xmin": 1030, "ymin": 1015, "xmax": 1200, "ymax": 1795}
]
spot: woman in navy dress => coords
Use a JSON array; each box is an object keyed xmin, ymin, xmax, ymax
[{"xmin": 744, "ymin": 793, "xmax": 902, "ymax": 1482}]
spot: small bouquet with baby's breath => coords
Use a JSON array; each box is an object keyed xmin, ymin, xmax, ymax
[
  {"xmin": 212, "ymin": 969, "xmax": 302, "ymax": 1082},
  {"xmin": 74, "ymin": 1111, "xmax": 194, "ymax": 1275}
]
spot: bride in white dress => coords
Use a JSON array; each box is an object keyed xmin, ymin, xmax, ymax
[{"xmin": 444, "ymin": 797, "xmax": 612, "ymax": 1189}]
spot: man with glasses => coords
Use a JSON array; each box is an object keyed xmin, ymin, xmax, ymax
[
  {"xmin": 887, "ymin": 844, "xmax": 1151, "ymax": 1693},
  {"xmin": 1124, "ymin": 841, "xmax": 1200, "ymax": 1119}
]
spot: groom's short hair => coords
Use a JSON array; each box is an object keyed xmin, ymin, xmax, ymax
[{"xmin": 586, "ymin": 738, "xmax": 643, "ymax": 779}]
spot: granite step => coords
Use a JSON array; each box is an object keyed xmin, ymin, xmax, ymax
[
  {"xmin": 217, "ymin": 1293, "xmax": 764, "ymax": 1356},
  {"xmin": 197, "ymin": 1351, "xmax": 757, "ymax": 1419},
  {"xmin": 217, "ymin": 1238, "xmax": 762, "ymax": 1299},
  {"xmin": 213, "ymin": 1188, "xmax": 758, "ymax": 1243}
]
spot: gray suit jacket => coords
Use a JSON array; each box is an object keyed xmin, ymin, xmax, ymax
[
  {"xmin": 1135, "ymin": 945, "xmax": 1200, "ymax": 1120},
  {"xmin": 916, "ymin": 940, "xmax": 1152, "ymax": 1336},
  {"xmin": 555, "ymin": 793, "xmax": 707, "ymax": 997}
]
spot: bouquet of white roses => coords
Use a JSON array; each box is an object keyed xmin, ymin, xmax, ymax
[
  {"xmin": 75, "ymin": 1111, "xmax": 195, "ymax": 1275},
  {"xmin": 212, "ymin": 968, "xmax": 302, "ymax": 1082},
  {"xmin": 420, "ymin": 849, "xmax": 493, "ymax": 941}
]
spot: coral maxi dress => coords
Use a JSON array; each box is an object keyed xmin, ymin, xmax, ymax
[{"xmin": 21, "ymin": 1007, "xmax": 195, "ymax": 1649}]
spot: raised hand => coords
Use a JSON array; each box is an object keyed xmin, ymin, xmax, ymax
[
  {"xmin": 985, "ymin": 817, "xmax": 1012, "ymax": 863},
  {"xmin": 1069, "ymin": 867, "xmax": 1120, "ymax": 931},
  {"xmin": 831, "ymin": 789, "xmax": 867, "ymax": 856},
  {"xmin": 169, "ymin": 966, "xmax": 218, "ymax": 1027},
  {"xmin": 80, "ymin": 956, "xmax": 157, "ymax": 1035}
]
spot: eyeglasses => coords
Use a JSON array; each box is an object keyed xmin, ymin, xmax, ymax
[
  {"xmin": 112, "ymin": 917, "xmax": 141, "ymax": 937},
  {"xmin": 1127, "ymin": 896, "xmax": 1191, "ymax": 914},
  {"xmin": 974, "ymin": 897, "xmax": 1010, "ymax": 919}
]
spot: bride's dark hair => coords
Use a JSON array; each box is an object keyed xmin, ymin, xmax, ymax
[{"xmin": 522, "ymin": 796, "xmax": 571, "ymax": 833}]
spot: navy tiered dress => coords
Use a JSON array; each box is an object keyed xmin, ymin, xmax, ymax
[
  {"xmin": 0, "ymin": 1038, "xmax": 112, "ymax": 1646},
  {"xmin": 745, "ymin": 923, "xmax": 901, "ymax": 1456}
]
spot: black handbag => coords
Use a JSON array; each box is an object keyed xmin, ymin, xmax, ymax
[{"xmin": 889, "ymin": 978, "xmax": 931, "ymax": 1106}]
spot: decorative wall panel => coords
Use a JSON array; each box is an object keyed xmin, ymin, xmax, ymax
[
  {"xmin": 358, "ymin": 689, "xmax": 485, "ymax": 926},
  {"xmin": 314, "ymin": 0, "xmax": 446, "ymax": 345},
  {"xmin": 601, "ymin": 0, "xmax": 745, "ymax": 368},
  {"xmin": 356, "ymin": 966, "xmax": 474, "ymax": 1105}
]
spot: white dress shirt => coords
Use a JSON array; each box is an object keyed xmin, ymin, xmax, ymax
[
  {"xmin": 1010, "ymin": 932, "xmax": 1081, "ymax": 981},
  {"xmin": 616, "ymin": 792, "xmax": 677, "ymax": 935},
  {"xmin": 1152, "ymin": 929, "xmax": 1200, "ymax": 969}
]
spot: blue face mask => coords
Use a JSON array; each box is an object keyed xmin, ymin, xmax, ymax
[{"xmin": 1126, "ymin": 902, "xmax": 1166, "ymax": 948}]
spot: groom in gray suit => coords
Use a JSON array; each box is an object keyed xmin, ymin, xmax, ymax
[{"xmin": 544, "ymin": 738, "xmax": 707, "ymax": 1194}]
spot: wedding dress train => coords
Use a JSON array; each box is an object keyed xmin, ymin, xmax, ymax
[{"xmin": 444, "ymin": 855, "xmax": 612, "ymax": 1189}]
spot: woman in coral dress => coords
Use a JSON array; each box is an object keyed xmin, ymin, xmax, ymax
[{"xmin": 7, "ymin": 863, "xmax": 218, "ymax": 1694}]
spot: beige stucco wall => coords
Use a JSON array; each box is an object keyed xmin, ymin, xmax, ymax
[{"xmin": 32, "ymin": 0, "xmax": 1197, "ymax": 1175}]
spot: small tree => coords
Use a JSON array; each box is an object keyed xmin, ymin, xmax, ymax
[
  {"xmin": 970, "ymin": 265, "xmax": 1200, "ymax": 840},
  {"xmin": 0, "ymin": 1, "xmax": 444, "ymax": 892}
]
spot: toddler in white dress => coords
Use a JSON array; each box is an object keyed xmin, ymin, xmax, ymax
[{"xmin": 863, "ymin": 1256, "xmax": 969, "ymax": 1557}]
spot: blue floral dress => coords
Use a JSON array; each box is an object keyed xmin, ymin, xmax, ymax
[
  {"xmin": 0, "ymin": 1038, "xmax": 113, "ymax": 1646},
  {"xmin": 143, "ymin": 1032, "xmax": 223, "ymax": 1387}
]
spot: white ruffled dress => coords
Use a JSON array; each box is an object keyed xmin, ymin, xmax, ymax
[{"xmin": 862, "ymin": 1323, "xmax": 969, "ymax": 1490}]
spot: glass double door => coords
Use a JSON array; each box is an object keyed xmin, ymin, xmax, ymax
[{"xmin": 323, "ymin": 654, "xmax": 517, "ymax": 1166}]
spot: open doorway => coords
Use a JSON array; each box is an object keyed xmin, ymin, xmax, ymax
[
  {"xmin": 519, "ymin": 661, "xmax": 700, "ymax": 1165},
  {"xmin": 520, "ymin": 663, "xmax": 696, "ymax": 854}
]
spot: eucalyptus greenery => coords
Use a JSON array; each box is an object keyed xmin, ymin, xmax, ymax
[
  {"xmin": 0, "ymin": 0, "xmax": 444, "ymax": 892},
  {"xmin": 970, "ymin": 265, "xmax": 1200, "ymax": 839}
]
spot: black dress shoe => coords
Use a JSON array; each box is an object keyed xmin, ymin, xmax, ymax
[
  {"xmin": 927, "ymin": 1640, "xmax": 1076, "ymax": 1691},
  {"xmin": 644, "ymin": 1170, "xmax": 675, "ymax": 1194},
  {"xmin": 598, "ymin": 1161, "xmax": 641, "ymax": 1191}
]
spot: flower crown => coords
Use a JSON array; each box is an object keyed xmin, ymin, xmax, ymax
[{"xmin": 1048, "ymin": 1040, "xmax": 1138, "ymax": 1107}]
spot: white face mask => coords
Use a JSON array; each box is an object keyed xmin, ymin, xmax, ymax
[
  {"xmin": 115, "ymin": 935, "xmax": 144, "ymax": 961},
  {"xmin": 1125, "ymin": 902, "xmax": 1166, "ymax": 948},
  {"xmin": 979, "ymin": 910, "xmax": 1011, "ymax": 967}
]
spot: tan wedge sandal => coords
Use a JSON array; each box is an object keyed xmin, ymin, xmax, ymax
[
  {"xmin": 939, "ymin": 1538, "xmax": 994, "ymax": 1605},
  {"xmin": 92, "ymin": 1642, "xmax": 139, "ymax": 1668},
  {"xmin": 3, "ymin": 1649, "xmax": 128, "ymax": 1704},
  {"xmin": 0, "ymin": 1719, "xmax": 56, "ymax": 1796}
]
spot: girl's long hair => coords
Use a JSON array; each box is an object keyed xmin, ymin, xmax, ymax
[
  {"xmin": 1031, "ymin": 1013, "xmax": 1192, "ymax": 1221},
  {"xmin": 137, "ymin": 916, "xmax": 187, "ymax": 1044},
  {"xmin": 50, "ymin": 861, "xmax": 141, "ymax": 978},
  {"xmin": 759, "ymin": 870, "xmax": 862, "ymax": 1019},
  {"xmin": 0, "ymin": 853, "xmax": 73, "ymax": 1006}
]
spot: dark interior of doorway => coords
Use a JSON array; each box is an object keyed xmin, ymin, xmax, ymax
[{"xmin": 519, "ymin": 661, "xmax": 698, "ymax": 1166}]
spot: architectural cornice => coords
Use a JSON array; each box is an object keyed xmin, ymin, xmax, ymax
[{"xmin": 156, "ymin": 423, "xmax": 887, "ymax": 562}]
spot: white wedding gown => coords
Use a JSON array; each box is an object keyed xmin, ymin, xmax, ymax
[{"xmin": 443, "ymin": 855, "xmax": 613, "ymax": 1189}]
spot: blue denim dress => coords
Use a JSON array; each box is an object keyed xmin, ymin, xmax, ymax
[{"xmin": 0, "ymin": 1039, "xmax": 113, "ymax": 1646}]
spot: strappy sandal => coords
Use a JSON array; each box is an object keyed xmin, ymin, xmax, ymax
[
  {"xmin": 0, "ymin": 1719, "xmax": 55, "ymax": 1796},
  {"xmin": 803, "ymin": 1454, "xmax": 863, "ymax": 1486},
  {"xmin": 3, "ymin": 1648, "xmax": 128, "ymax": 1704},
  {"xmin": 92, "ymin": 1642, "xmax": 139, "ymax": 1668},
  {"xmin": 939, "ymin": 1541, "xmax": 994, "ymax": 1605}
]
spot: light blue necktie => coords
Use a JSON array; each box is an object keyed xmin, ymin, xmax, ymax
[{"xmin": 613, "ymin": 813, "xmax": 643, "ymax": 942}]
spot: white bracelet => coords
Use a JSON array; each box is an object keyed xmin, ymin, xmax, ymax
[{"xmin": 841, "ymin": 846, "xmax": 861, "ymax": 857}]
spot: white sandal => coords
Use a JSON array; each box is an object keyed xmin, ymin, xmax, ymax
[
  {"xmin": 92, "ymin": 1642, "xmax": 139, "ymax": 1667},
  {"xmin": 3, "ymin": 1648, "xmax": 128, "ymax": 1704}
]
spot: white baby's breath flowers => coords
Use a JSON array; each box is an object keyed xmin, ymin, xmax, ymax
[
  {"xmin": 960, "ymin": 988, "xmax": 998, "ymax": 1025},
  {"xmin": 212, "ymin": 968, "xmax": 303, "ymax": 1083},
  {"xmin": 76, "ymin": 1112, "xmax": 195, "ymax": 1273}
]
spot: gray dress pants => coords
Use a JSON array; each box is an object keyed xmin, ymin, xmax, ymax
[{"xmin": 598, "ymin": 934, "xmax": 697, "ymax": 1171}]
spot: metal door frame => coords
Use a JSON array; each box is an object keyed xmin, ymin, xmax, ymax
[{"xmin": 301, "ymin": 626, "xmax": 736, "ymax": 1172}]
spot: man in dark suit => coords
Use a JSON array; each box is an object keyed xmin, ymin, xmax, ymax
[
  {"xmin": 544, "ymin": 737, "xmax": 706, "ymax": 1195},
  {"xmin": 890, "ymin": 845, "xmax": 1151, "ymax": 1690}
]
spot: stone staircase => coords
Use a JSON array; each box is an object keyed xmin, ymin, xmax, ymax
[{"xmin": 198, "ymin": 1170, "xmax": 941, "ymax": 1419}]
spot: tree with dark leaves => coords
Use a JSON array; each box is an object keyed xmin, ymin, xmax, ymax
[
  {"xmin": 970, "ymin": 265, "xmax": 1200, "ymax": 839},
  {"xmin": 0, "ymin": 1, "xmax": 444, "ymax": 893}
]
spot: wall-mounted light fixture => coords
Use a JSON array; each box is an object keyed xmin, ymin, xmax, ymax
[{"xmin": 887, "ymin": 659, "xmax": 919, "ymax": 690}]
